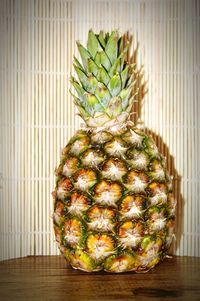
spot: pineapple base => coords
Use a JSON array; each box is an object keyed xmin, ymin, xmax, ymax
[{"xmin": 53, "ymin": 123, "xmax": 176, "ymax": 273}]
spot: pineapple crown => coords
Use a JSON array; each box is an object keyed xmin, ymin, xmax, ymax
[{"xmin": 70, "ymin": 30, "xmax": 138, "ymax": 128}]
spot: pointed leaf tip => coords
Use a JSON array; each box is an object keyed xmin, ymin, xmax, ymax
[
  {"xmin": 105, "ymin": 31, "xmax": 119, "ymax": 65},
  {"xmin": 108, "ymin": 74, "xmax": 122, "ymax": 97},
  {"xmin": 77, "ymin": 42, "xmax": 91, "ymax": 71},
  {"xmin": 98, "ymin": 30, "xmax": 106, "ymax": 48},
  {"xmin": 87, "ymin": 29, "xmax": 103, "ymax": 59}
]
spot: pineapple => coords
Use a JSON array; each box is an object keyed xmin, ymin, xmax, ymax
[{"xmin": 52, "ymin": 30, "xmax": 176, "ymax": 273}]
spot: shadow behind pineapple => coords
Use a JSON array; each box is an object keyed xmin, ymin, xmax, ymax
[{"xmin": 52, "ymin": 30, "xmax": 176, "ymax": 273}]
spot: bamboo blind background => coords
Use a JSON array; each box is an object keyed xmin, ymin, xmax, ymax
[{"xmin": 0, "ymin": 0, "xmax": 199, "ymax": 260}]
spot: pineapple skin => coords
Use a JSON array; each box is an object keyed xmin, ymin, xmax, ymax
[{"xmin": 53, "ymin": 125, "xmax": 176, "ymax": 273}]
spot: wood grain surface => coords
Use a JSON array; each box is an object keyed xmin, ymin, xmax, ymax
[{"xmin": 0, "ymin": 256, "xmax": 199, "ymax": 301}]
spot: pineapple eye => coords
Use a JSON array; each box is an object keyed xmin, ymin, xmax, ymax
[
  {"xmin": 81, "ymin": 148, "xmax": 105, "ymax": 167},
  {"xmin": 87, "ymin": 205, "xmax": 115, "ymax": 220},
  {"xmin": 104, "ymin": 137, "xmax": 128, "ymax": 158},
  {"xmin": 66, "ymin": 192, "xmax": 91, "ymax": 216},
  {"xmin": 118, "ymin": 221, "xmax": 144, "ymax": 249},
  {"xmin": 119, "ymin": 195, "xmax": 146, "ymax": 219},
  {"xmin": 104, "ymin": 252, "xmax": 135, "ymax": 273},
  {"xmin": 144, "ymin": 137, "xmax": 159, "ymax": 157},
  {"xmin": 123, "ymin": 128, "xmax": 144, "ymax": 147},
  {"xmin": 62, "ymin": 157, "xmax": 79, "ymax": 177},
  {"xmin": 102, "ymin": 158, "xmax": 127, "ymax": 181},
  {"xmin": 93, "ymin": 180, "xmax": 122, "ymax": 207},
  {"xmin": 136, "ymin": 236, "xmax": 163, "ymax": 269},
  {"xmin": 127, "ymin": 149, "xmax": 149, "ymax": 170},
  {"xmin": 64, "ymin": 249, "xmax": 97, "ymax": 272},
  {"xmin": 73, "ymin": 169, "xmax": 97, "ymax": 191},
  {"xmin": 86, "ymin": 205, "xmax": 116, "ymax": 232},
  {"xmin": 70, "ymin": 136, "xmax": 90, "ymax": 155},
  {"xmin": 147, "ymin": 182, "xmax": 168, "ymax": 195},
  {"xmin": 147, "ymin": 182, "xmax": 168, "ymax": 206},
  {"xmin": 56, "ymin": 178, "xmax": 73, "ymax": 200},
  {"xmin": 146, "ymin": 207, "xmax": 167, "ymax": 233},
  {"xmin": 63, "ymin": 219, "xmax": 83, "ymax": 247},
  {"xmin": 125, "ymin": 170, "xmax": 149, "ymax": 193},
  {"xmin": 148, "ymin": 158, "xmax": 166, "ymax": 181},
  {"xmin": 149, "ymin": 193, "xmax": 168, "ymax": 206},
  {"xmin": 86, "ymin": 234, "xmax": 115, "ymax": 260}
]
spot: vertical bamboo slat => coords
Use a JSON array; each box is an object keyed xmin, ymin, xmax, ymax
[{"xmin": 0, "ymin": 0, "xmax": 199, "ymax": 260}]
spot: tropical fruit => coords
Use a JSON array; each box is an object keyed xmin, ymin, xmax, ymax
[{"xmin": 52, "ymin": 30, "xmax": 176, "ymax": 273}]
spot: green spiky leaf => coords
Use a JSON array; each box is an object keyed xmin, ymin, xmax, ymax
[
  {"xmin": 73, "ymin": 56, "xmax": 84, "ymax": 71},
  {"xmin": 87, "ymin": 29, "xmax": 103, "ymax": 58},
  {"xmin": 106, "ymin": 96, "xmax": 122, "ymax": 118},
  {"xmin": 95, "ymin": 82, "xmax": 111, "ymax": 106},
  {"xmin": 72, "ymin": 95, "xmax": 90, "ymax": 118},
  {"xmin": 87, "ymin": 75, "xmax": 98, "ymax": 93},
  {"xmin": 105, "ymin": 31, "xmax": 118, "ymax": 65},
  {"xmin": 97, "ymin": 31, "xmax": 106, "ymax": 48},
  {"xmin": 96, "ymin": 65, "xmax": 110, "ymax": 85},
  {"xmin": 108, "ymin": 74, "xmax": 122, "ymax": 97},
  {"xmin": 77, "ymin": 42, "xmax": 91, "ymax": 70},
  {"xmin": 119, "ymin": 84, "xmax": 133, "ymax": 110},
  {"xmin": 74, "ymin": 65, "xmax": 92, "ymax": 92},
  {"xmin": 70, "ymin": 77, "xmax": 88, "ymax": 106},
  {"xmin": 108, "ymin": 47, "xmax": 129, "ymax": 77},
  {"xmin": 71, "ymin": 30, "xmax": 139, "ymax": 127},
  {"xmin": 108, "ymin": 56, "xmax": 122, "ymax": 78},
  {"xmin": 85, "ymin": 92, "xmax": 104, "ymax": 115},
  {"xmin": 94, "ymin": 51, "xmax": 111, "ymax": 70},
  {"xmin": 88, "ymin": 58, "xmax": 98, "ymax": 76},
  {"xmin": 120, "ymin": 65, "xmax": 130, "ymax": 89}
]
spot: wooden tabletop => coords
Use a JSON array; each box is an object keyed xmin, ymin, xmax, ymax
[{"xmin": 0, "ymin": 255, "xmax": 199, "ymax": 301}]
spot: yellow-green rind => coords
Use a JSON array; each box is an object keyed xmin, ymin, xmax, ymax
[{"xmin": 53, "ymin": 125, "xmax": 175, "ymax": 273}]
